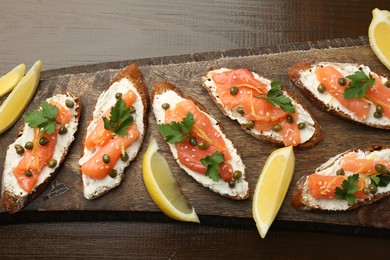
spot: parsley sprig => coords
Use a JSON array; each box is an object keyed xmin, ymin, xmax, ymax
[
  {"xmin": 23, "ymin": 101, "xmax": 59, "ymax": 135},
  {"xmin": 157, "ymin": 112, "xmax": 194, "ymax": 144},
  {"xmin": 200, "ymin": 151, "xmax": 225, "ymax": 181},
  {"xmin": 103, "ymin": 98, "xmax": 134, "ymax": 137},
  {"xmin": 344, "ymin": 70, "xmax": 376, "ymax": 99},
  {"xmin": 335, "ymin": 174, "xmax": 359, "ymax": 205},
  {"xmin": 370, "ymin": 174, "xmax": 390, "ymax": 187},
  {"xmin": 255, "ymin": 81, "xmax": 295, "ymax": 113}
]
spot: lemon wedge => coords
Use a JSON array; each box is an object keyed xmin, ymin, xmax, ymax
[
  {"xmin": 368, "ymin": 8, "xmax": 390, "ymax": 70},
  {"xmin": 143, "ymin": 137, "xmax": 200, "ymax": 223},
  {"xmin": 0, "ymin": 60, "xmax": 42, "ymax": 134},
  {"xmin": 0, "ymin": 63, "xmax": 26, "ymax": 98},
  {"xmin": 252, "ymin": 146, "xmax": 295, "ymax": 238}
]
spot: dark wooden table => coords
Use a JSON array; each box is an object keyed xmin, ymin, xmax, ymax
[{"xmin": 1, "ymin": 0, "xmax": 390, "ymax": 258}]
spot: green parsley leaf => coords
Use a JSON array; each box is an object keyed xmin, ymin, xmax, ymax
[
  {"xmin": 157, "ymin": 112, "xmax": 194, "ymax": 144},
  {"xmin": 335, "ymin": 174, "xmax": 359, "ymax": 205},
  {"xmin": 257, "ymin": 80, "xmax": 295, "ymax": 113},
  {"xmin": 200, "ymin": 151, "xmax": 225, "ymax": 182},
  {"xmin": 22, "ymin": 101, "xmax": 59, "ymax": 135},
  {"xmin": 370, "ymin": 174, "xmax": 390, "ymax": 187},
  {"xmin": 102, "ymin": 98, "xmax": 134, "ymax": 137},
  {"xmin": 344, "ymin": 71, "xmax": 376, "ymax": 99}
]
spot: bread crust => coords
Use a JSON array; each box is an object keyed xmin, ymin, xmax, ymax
[
  {"xmin": 202, "ymin": 68, "xmax": 323, "ymax": 149},
  {"xmin": 152, "ymin": 81, "xmax": 249, "ymax": 200},
  {"xmin": 80, "ymin": 64, "xmax": 149, "ymax": 200},
  {"xmin": 288, "ymin": 60, "xmax": 390, "ymax": 130},
  {"xmin": 2, "ymin": 92, "xmax": 81, "ymax": 213},
  {"xmin": 291, "ymin": 145, "xmax": 390, "ymax": 212}
]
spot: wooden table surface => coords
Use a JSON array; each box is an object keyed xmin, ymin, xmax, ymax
[{"xmin": 1, "ymin": 0, "xmax": 390, "ymax": 258}]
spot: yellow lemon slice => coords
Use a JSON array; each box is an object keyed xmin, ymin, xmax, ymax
[
  {"xmin": 368, "ymin": 8, "xmax": 390, "ymax": 70},
  {"xmin": 0, "ymin": 63, "xmax": 26, "ymax": 98},
  {"xmin": 252, "ymin": 146, "xmax": 295, "ymax": 238},
  {"xmin": 0, "ymin": 60, "xmax": 42, "ymax": 134},
  {"xmin": 143, "ymin": 137, "xmax": 200, "ymax": 223}
]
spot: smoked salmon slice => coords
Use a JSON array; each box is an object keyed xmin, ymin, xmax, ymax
[
  {"xmin": 307, "ymin": 174, "xmax": 367, "ymax": 199},
  {"xmin": 79, "ymin": 63, "xmax": 148, "ymax": 200},
  {"xmin": 289, "ymin": 60, "xmax": 390, "ymax": 130},
  {"xmin": 2, "ymin": 92, "xmax": 81, "ymax": 214},
  {"xmin": 81, "ymin": 124, "xmax": 140, "ymax": 179},
  {"xmin": 12, "ymin": 101, "xmax": 71, "ymax": 192},
  {"xmin": 152, "ymin": 81, "xmax": 249, "ymax": 200},
  {"xmin": 85, "ymin": 89, "xmax": 137, "ymax": 150},
  {"xmin": 203, "ymin": 68, "xmax": 322, "ymax": 149},
  {"xmin": 165, "ymin": 99, "xmax": 234, "ymax": 182},
  {"xmin": 315, "ymin": 66, "xmax": 370, "ymax": 120}
]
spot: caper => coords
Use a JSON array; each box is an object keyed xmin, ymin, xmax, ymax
[
  {"xmin": 197, "ymin": 141, "xmax": 209, "ymax": 150},
  {"xmin": 161, "ymin": 103, "xmax": 170, "ymax": 110},
  {"xmin": 362, "ymin": 187, "xmax": 370, "ymax": 195},
  {"xmin": 121, "ymin": 152, "xmax": 129, "ymax": 162},
  {"xmin": 108, "ymin": 169, "xmax": 117, "ymax": 178},
  {"xmin": 336, "ymin": 168, "xmax": 345, "ymax": 176},
  {"xmin": 375, "ymin": 163, "xmax": 387, "ymax": 174},
  {"xmin": 298, "ymin": 122, "xmax": 306, "ymax": 129},
  {"xmin": 317, "ymin": 83, "xmax": 326, "ymax": 93},
  {"xmin": 189, "ymin": 137, "xmax": 197, "ymax": 146},
  {"xmin": 14, "ymin": 144, "xmax": 24, "ymax": 155},
  {"xmin": 39, "ymin": 137, "xmax": 49, "ymax": 146},
  {"xmin": 129, "ymin": 106, "xmax": 136, "ymax": 114},
  {"xmin": 229, "ymin": 180, "xmax": 236, "ymax": 188},
  {"xmin": 376, "ymin": 105, "xmax": 383, "ymax": 113},
  {"xmin": 385, "ymin": 80, "xmax": 390, "ymax": 88},
  {"xmin": 24, "ymin": 170, "xmax": 32, "ymax": 177},
  {"xmin": 48, "ymin": 159, "xmax": 57, "ymax": 168},
  {"xmin": 103, "ymin": 154, "xmax": 111, "ymax": 164},
  {"xmin": 245, "ymin": 121, "xmax": 254, "ymax": 129},
  {"xmin": 374, "ymin": 111, "xmax": 382, "ymax": 118},
  {"xmin": 25, "ymin": 141, "xmax": 34, "ymax": 150},
  {"xmin": 65, "ymin": 99, "xmax": 74, "ymax": 108},
  {"xmin": 115, "ymin": 92, "xmax": 122, "ymax": 99},
  {"xmin": 368, "ymin": 184, "xmax": 378, "ymax": 194},
  {"xmin": 58, "ymin": 126, "xmax": 68, "ymax": 135},
  {"xmin": 286, "ymin": 115, "xmax": 294, "ymax": 123},
  {"xmin": 233, "ymin": 170, "xmax": 242, "ymax": 180},
  {"xmin": 230, "ymin": 86, "xmax": 238, "ymax": 95},
  {"xmin": 337, "ymin": 78, "xmax": 347, "ymax": 86},
  {"xmin": 236, "ymin": 107, "xmax": 245, "ymax": 115},
  {"xmin": 272, "ymin": 124, "xmax": 282, "ymax": 132}
]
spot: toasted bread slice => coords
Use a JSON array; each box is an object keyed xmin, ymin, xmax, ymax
[
  {"xmin": 202, "ymin": 68, "xmax": 323, "ymax": 149},
  {"xmin": 291, "ymin": 145, "xmax": 390, "ymax": 212},
  {"xmin": 2, "ymin": 92, "xmax": 81, "ymax": 213},
  {"xmin": 289, "ymin": 60, "xmax": 390, "ymax": 129},
  {"xmin": 152, "ymin": 81, "xmax": 249, "ymax": 200},
  {"xmin": 79, "ymin": 64, "xmax": 148, "ymax": 200}
]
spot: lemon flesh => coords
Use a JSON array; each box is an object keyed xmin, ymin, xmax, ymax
[
  {"xmin": 143, "ymin": 138, "xmax": 199, "ymax": 223},
  {"xmin": 0, "ymin": 64, "xmax": 25, "ymax": 98},
  {"xmin": 252, "ymin": 146, "xmax": 295, "ymax": 238},
  {"xmin": 0, "ymin": 60, "xmax": 42, "ymax": 134},
  {"xmin": 369, "ymin": 8, "xmax": 390, "ymax": 70}
]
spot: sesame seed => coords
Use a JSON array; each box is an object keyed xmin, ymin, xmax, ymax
[{"xmin": 185, "ymin": 158, "xmax": 190, "ymax": 162}]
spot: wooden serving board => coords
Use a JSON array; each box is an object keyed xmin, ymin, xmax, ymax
[{"xmin": 1, "ymin": 37, "xmax": 390, "ymax": 231}]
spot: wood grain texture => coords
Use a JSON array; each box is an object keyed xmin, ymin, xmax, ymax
[
  {"xmin": 0, "ymin": 0, "xmax": 388, "ymax": 72},
  {"xmin": 0, "ymin": 221, "xmax": 389, "ymax": 259},
  {"xmin": 2, "ymin": 37, "xmax": 390, "ymax": 232}
]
